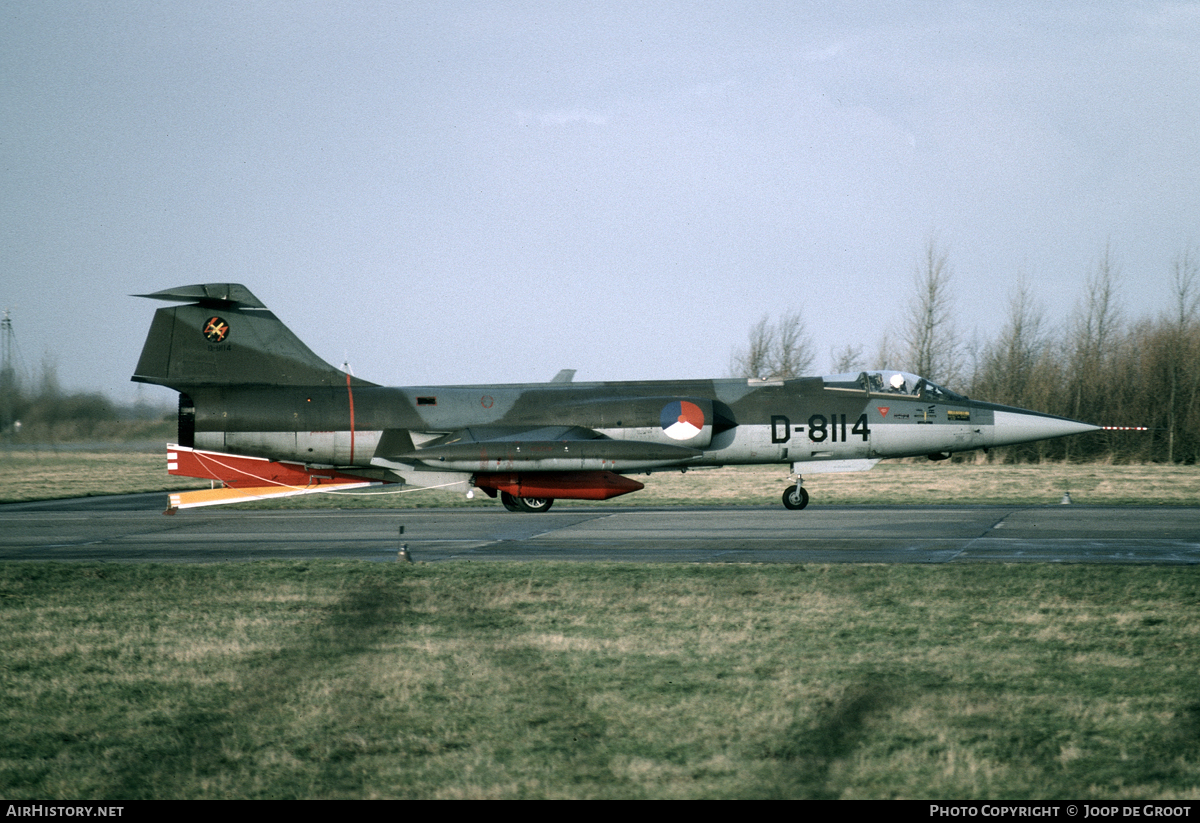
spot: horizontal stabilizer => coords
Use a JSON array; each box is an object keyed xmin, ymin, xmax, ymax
[
  {"xmin": 166, "ymin": 445, "xmax": 383, "ymax": 510},
  {"xmin": 135, "ymin": 283, "xmax": 266, "ymax": 308}
]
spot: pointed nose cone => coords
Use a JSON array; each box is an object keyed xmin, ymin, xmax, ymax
[{"xmin": 989, "ymin": 407, "xmax": 1101, "ymax": 448}]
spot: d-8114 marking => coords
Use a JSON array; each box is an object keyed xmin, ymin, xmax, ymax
[{"xmin": 770, "ymin": 413, "xmax": 871, "ymax": 444}]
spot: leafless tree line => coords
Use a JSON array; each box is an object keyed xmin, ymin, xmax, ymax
[
  {"xmin": 732, "ymin": 241, "xmax": 1200, "ymax": 463},
  {"xmin": 970, "ymin": 246, "xmax": 1200, "ymax": 463}
]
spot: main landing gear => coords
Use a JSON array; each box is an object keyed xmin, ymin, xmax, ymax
[
  {"xmin": 782, "ymin": 483, "xmax": 809, "ymax": 510},
  {"xmin": 500, "ymin": 491, "xmax": 554, "ymax": 513}
]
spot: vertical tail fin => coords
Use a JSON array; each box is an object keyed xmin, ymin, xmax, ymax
[{"xmin": 131, "ymin": 284, "xmax": 375, "ymax": 390}]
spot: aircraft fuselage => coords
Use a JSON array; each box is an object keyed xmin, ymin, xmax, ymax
[{"xmin": 181, "ymin": 377, "xmax": 1075, "ymax": 474}]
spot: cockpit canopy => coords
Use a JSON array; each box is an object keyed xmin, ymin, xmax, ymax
[{"xmin": 821, "ymin": 370, "xmax": 967, "ymax": 402}]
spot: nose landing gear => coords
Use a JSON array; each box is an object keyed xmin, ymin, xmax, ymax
[{"xmin": 782, "ymin": 483, "xmax": 809, "ymax": 510}]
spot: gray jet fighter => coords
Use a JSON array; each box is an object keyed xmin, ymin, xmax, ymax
[{"xmin": 131, "ymin": 283, "xmax": 1100, "ymax": 512}]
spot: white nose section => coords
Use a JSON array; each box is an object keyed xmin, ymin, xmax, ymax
[{"xmin": 991, "ymin": 410, "xmax": 1100, "ymax": 448}]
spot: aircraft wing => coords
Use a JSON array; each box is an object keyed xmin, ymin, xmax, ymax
[{"xmin": 382, "ymin": 424, "xmax": 702, "ymax": 473}]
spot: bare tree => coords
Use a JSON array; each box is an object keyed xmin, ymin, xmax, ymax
[
  {"xmin": 730, "ymin": 311, "xmax": 814, "ymax": 380},
  {"xmin": 771, "ymin": 309, "xmax": 814, "ymax": 379},
  {"xmin": 902, "ymin": 239, "xmax": 963, "ymax": 385},
  {"xmin": 872, "ymin": 332, "xmax": 897, "ymax": 373},
  {"xmin": 1165, "ymin": 248, "xmax": 1200, "ymax": 462},
  {"xmin": 730, "ymin": 314, "xmax": 775, "ymax": 379},
  {"xmin": 1171, "ymin": 247, "xmax": 1200, "ymax": 329},
  {"xmin": 989, "ymin": 276, "xmax": 1048, "ymax": 405},
  {"xmin": 971, "ymin": 277, "xmax": 1062, "ymax": 460},
  {"xmin": 1067, "ymin": 244, "xmax": 1124, "ymax": 424},
  {"xmin": 830, "ymin": 343, "xmax": 865, "ymax": 374}
]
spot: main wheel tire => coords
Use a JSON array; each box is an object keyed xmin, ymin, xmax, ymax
[
  {"xmin": 500, "ymin": 492, "xmax": 522, "ymax": 512},
  {"xmin": 516, "ymin": 496, "xmax": 554, "ymax": 513},
  {"xmin": 782, "ymin": 485, "xmax": 809, "ymax": 510}
]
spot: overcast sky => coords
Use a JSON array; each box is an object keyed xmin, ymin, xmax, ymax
[{"xmin": 3, "ymin": 2, "xmax": 1198, "ymax": 406}]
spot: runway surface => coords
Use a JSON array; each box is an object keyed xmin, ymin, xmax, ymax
[{"xmin": 2, "ymin": 494, "xmax": 1199, "ymax": 563}]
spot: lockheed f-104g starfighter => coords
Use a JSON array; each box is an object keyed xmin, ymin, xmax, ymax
[{"xmin": 131, "ymin": 283, "xmax": 1099, "ymax": 512}]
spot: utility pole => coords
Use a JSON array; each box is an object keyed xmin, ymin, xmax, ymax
[{"xmin": 2, "ymin": 309, "xmax": 19, "ymax": 440}]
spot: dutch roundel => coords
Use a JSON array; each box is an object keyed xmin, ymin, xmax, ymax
[{"xmin": 660, "ymin": 400, "xmax": 706, "ymax": 441}]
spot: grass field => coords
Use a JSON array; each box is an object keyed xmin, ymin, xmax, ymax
[
  {"xmin": 3, "ymin": 452, "xmax": 1199, "ymax": 798},
  {"xmin": 2, "ymin": 561, "xmax": 1198, "ymax": 799},
  {"xmin": 2, "ymin": 448, "xmax": 1199, "ymax": 507},
  {"xmin": 0, "ymin": 450, "xmax": 205, "ymax": 503}
]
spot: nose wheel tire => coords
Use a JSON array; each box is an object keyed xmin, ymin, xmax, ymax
[{"xmin": 782, "ymin": 485, "xmax": 809, "ymax": 510}]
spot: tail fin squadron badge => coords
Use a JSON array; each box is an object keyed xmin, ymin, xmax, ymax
[{"xmin": 203, "ymin": 316, "xmax": 230, "ymax": 343}]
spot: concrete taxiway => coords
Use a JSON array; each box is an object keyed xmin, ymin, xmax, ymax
[{"xmin": 1, "ymin": 495, "xmax": 1198, "ymax": 563}]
